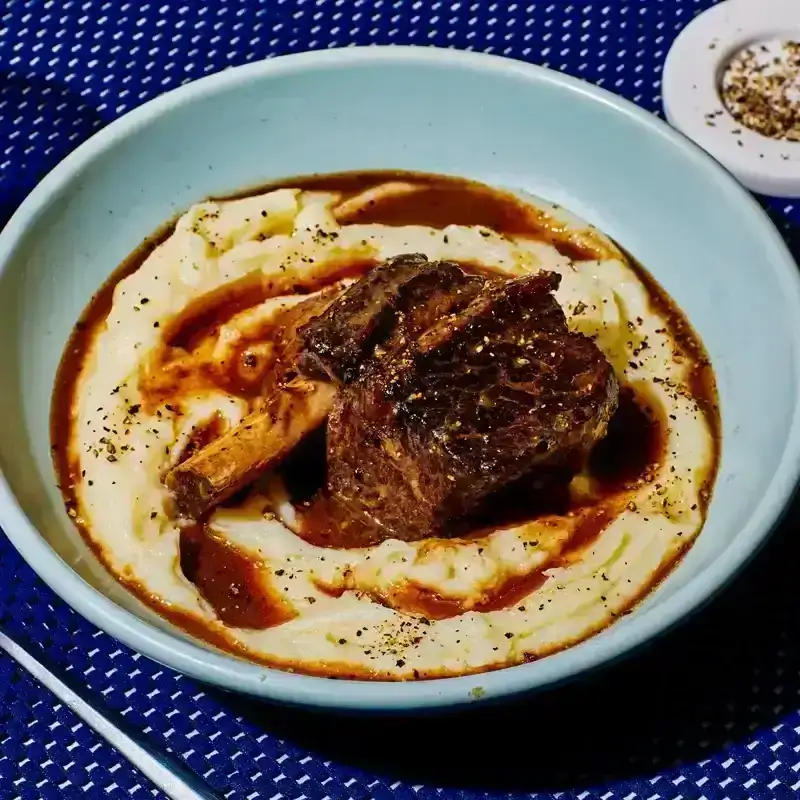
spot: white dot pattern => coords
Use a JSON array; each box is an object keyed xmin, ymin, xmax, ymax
[{"xmin": 1, "ymin": 1, "xmax": 800, "ymax": 798}]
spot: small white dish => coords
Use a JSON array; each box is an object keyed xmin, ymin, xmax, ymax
[{"xmin": 664, "ymin": 0, "xmax": 800, "ymax": 197}]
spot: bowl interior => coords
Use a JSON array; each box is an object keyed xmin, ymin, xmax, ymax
[{"xmin": 1, "ymin": 48, "xmax": 798, "ymax": 709}]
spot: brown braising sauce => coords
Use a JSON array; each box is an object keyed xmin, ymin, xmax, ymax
[
  {"xmin": 141, "ymin": 262, "xmax": 374, "ymax": 410},
  {"xmin": 220, "ymin": 170, "xmax": 614, "ymax": 263},
  {"xmin": 179, "ymin": 524, "xmax": 293, "ymax": 629},
  {"xmin": 51, "ymin": 170, "xmax": 720, "ymax": 674}
]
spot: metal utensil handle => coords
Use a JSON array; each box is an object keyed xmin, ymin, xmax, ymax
[{"xmin": 0, "ymin": 629, "xmax": 220, "ymax": 800}]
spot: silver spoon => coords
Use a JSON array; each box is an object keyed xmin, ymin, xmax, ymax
[{"xmin": 0, "ymin": 628, "xmax": 221, "ymax": 800}]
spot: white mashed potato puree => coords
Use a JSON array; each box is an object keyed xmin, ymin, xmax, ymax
[{"xmin": 63, "ymin": 179, "xmax": 718, "ymax": 679}]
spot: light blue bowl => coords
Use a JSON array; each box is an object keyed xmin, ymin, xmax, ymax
[{"xmin": 1, "ymin": 46, "xmax": 799, "ymax": 712}]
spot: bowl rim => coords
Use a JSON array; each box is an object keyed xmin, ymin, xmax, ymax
[{"xmin": 1, "ymin": 44, "xmax": 799, "ymax": 712}]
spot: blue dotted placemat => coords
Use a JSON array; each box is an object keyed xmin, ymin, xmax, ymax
[{"xmin": 2, "ymin": 1, "xmax": 799, "ymax": 798}]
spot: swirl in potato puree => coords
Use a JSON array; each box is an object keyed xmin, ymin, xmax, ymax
[{"xmin": 53, "ymin": 173, "xmax": 718, "ymax": 679}]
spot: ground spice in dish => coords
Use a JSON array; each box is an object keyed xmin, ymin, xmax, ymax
[{"xmin": 720, "ymin": 41, "xmax": 800, "ymax": 142}]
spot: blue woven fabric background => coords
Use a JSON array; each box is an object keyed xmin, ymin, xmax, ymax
[{"xmin": 2, "ymin": 1, "xmax": 800, "ymax": 798}]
